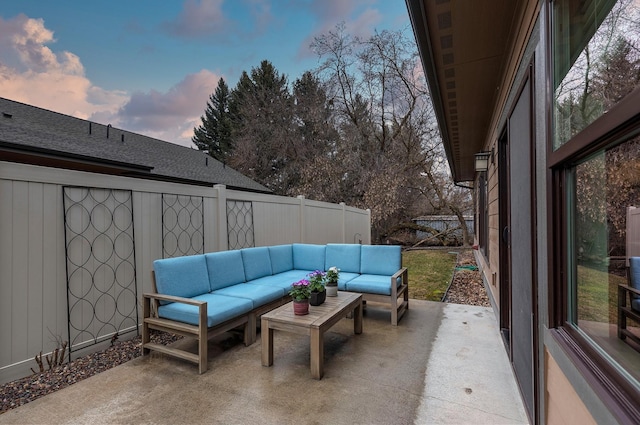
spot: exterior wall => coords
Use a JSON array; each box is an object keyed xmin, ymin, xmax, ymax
[
  {"xmin": 485, "ymin": 154, "xmax": 501, "ymax": 304},
  {"xmin": 474, "ymin": 2, "xmax": 633, "ymax": 423},
  {"xmin": 545, "ymin": 350, "xmax": 596, "ymax": 425},
  {"xmin": 0, "ymin": 160, "xmax": 371, "ymax": 384}
]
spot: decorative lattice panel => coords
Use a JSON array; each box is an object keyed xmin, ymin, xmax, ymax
[
  {"xmin": 162, "ymin": 194, "xmax": 204, "ymax": 258},
  {"xmin": 63, "ymin": 187, "xmax": 138, "ymax": 354},
  {"xmin": 227, "ymin": 200, "xmax": 255, "ymax": 249}
]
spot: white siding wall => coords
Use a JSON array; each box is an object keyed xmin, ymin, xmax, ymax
[{"xmin": 0, "ymin": 161, "xmax": 370, "ymax": 383}]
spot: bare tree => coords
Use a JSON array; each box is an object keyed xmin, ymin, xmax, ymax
[{"xmin": 312, "ymin": 24, "xmax": 471, "ymax": 242}]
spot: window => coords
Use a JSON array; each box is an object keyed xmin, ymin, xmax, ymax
[
  {"xmin": 553, "ymin": 0, "xmax": 640, "ymax": 149},
  {"xmin": 568, "ymin": 135, "xmax": 640, "ymax": 382},
  {"xmin": 551, "ymin": 0, "xmax": 640, "ymax": 420}
]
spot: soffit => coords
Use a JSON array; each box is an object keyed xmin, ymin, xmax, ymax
[{"xmin": 407, "ymin": 0, "xmax": 527, "ymax": 182}]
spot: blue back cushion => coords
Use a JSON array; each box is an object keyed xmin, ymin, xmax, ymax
[
  {"xmin": 241, "ymin": 247, "xmax": 273, "ymax": 281},
  {"xmin": 325, "ymin": 244, "xmax": 361, "ymax": 273},
  {"xmin": 360, "ymin": 245, "xmax": 401, "ymax": 275},
  {"xmin": 292, "ymin": 244, "xmax": 325, "ymax": 271},
  {"xmin": 269, "ymin": 244, "xmax": 294, "ymax": 274},
  {"xmin": 630, "ymin": 257, "xmax": 640, "ymax": 299},
  {"xmin": 153, "ymin": 255, "xmax": 211, "ymax": 298},
  {"xmin": 205, "ymin": 251, "xmax": 246, "ymax": 290}
]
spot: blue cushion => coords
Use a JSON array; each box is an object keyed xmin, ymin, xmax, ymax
[
  {"xmin": 270, "ymin": 269, "xmax": 313, "ymax": 281},
  {"xmin": 205, "ymin": 251, "xmax": 246, "ymax": 290},
  {"xmin": 630, "ymin": 257, "xmax": 640, "ymax": 300},
  {"xmin": 250, "ymin": 271, "xmax": 311, "ymax": 295},
  {"xmin": 153, "ymin": 255, "xmax": 211, "ymax": 301},
  {"xmin": 360, "ymin": 245, "xmax": 401, "ymax": 275},
  {"xmin": 346, "ymin": 274, "xmax": 395, "ymax": 296},
  {"xmin": 241, "ymin": 247, "xmax": 273, "ymax": 281},
  {"xmin": 213, "ymin": 283, "xmax": 283, "ymax": 308},
  {"xmin": 269, "ymin": 245, "xmax": 294, "ymax": 274},
  {"xmin": 157, "ymin": 293, "xmax": 253, "ymax": 327},
  {"xmin": 337, "ymin": 272, "xmax": 360, "ymax": 291},
  {"xmin": 325, "ymin": 244, "xmax": 361, "ymax": 273},
  {"xmin": 632, "ymin": 299, "xmax": 640, "ymax": 312},
  {"xmin": 293, "ymin": 244, "xmax": 325, "ymax": 271}
]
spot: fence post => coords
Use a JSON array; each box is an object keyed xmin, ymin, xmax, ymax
[
  {"xmin": 366, "ymin": 209, "xmax": 372, "ymax": 244},
  {"xmin": 297, "ymin": 195, "xmax": 306, "ymax": 243},
  {"xmin": 215, "ymin": 184, "xmax": 228, "ymax": 251},
  {"xmin": 340, "ymin": 202, "xmax": 346, "ymax": 243}
]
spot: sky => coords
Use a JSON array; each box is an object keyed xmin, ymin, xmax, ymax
[{"xmin": 0, "ymin": 0, "xmax": 411, "ymax": 148}]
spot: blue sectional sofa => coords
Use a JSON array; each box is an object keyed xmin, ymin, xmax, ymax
[{"xmin": 142, "ymin": 243, "xmax": 408, "ymax": 373}]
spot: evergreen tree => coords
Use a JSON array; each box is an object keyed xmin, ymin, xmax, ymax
[
  {"xmin": 227, "ymin": 60, "xmax": 296, "ymax": 194},
  {"xmin": 192, "ymin": 77, "xmax": 233, "ymax": 162}
]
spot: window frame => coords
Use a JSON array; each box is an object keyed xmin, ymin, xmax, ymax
[{"xmin": 548, "ymin": 77, "xmax": 640, "ymax": 425}]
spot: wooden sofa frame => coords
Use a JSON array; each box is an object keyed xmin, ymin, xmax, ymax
[
  {"xmin": 618, "ymin": 283, "xmax": 640, "ymax": 351},
  {"xmin": 356, "ymin": 267, "xmax": 409, "ymax": 326},
  {"xmin": 142, "ymin": 272, "xmax": 289, "ymax": 374}
]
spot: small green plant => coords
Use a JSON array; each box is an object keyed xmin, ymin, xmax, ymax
[
  {"xmin": 325, "ymin": 266, "xmax": 340, "ymax": 286},
  {"xmin": 289, "ymin": 279, "xmax": 311, "ymax": 301}
]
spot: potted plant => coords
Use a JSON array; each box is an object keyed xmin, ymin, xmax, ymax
[
  {"xmin": 325, "ymin": 266, "xmax": 340, "ymax": 297},
  {"xmin": 289, "ymin": 279, "xmax": 311, "ymax": 315},
  {"xmin": 308, "ymin": 270, "xmax": 326, "ymax": 306}
]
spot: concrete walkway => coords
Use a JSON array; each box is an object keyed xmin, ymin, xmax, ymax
[{"xmin": 0, "ymin": 300, "xmax": 528, "ymax": 425}]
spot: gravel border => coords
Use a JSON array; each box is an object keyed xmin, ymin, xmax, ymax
[{"xmin": 1, "ymin": 331, "xmax": 180, "ymax": 414}]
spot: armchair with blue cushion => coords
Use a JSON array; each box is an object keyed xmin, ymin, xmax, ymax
[{"xmin": 618, "ymin": 256, "xmax": 640, "ymax": 351}]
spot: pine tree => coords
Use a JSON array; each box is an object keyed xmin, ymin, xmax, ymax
[{"xmin": 192, "ymin": 78, "xmax": 233, "ymax": 162}]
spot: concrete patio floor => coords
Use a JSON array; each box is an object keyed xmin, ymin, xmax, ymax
[{"xmin": 0, "ymin": 300, "xmax": 528, "ymax": 425}]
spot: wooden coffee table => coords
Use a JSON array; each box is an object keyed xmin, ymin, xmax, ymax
[{"xmin": 261, "ymin": 291, "xmax": 363, "ymax": 379}]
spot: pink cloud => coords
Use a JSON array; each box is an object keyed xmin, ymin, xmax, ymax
[
  {"xmin": 161, "ymin": 0, "xmax": 230, "ymax": 38},
  {"xmin": 297, "ymin": 1, "xmax": 382, "ymax": 59},
  {"xmin": 0, "ymin": 14, "xmax": 128, "ymax": 119},
  {"xmin": 115, "ymin": 69, "xmax": 221, "ymax": 147}
]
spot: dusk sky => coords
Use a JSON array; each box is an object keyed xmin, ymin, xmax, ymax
[{"xmin": 0, "ymin": 0, "xmax": 411, "ymax": 147}]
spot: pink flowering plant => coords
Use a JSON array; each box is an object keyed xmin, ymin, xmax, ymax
[
  {"xmin": 289, "ymin": 279, "xmax": 311, "ymax": 301},
  {"xmin": 307, "ymin": 270, "xmax": 326, "ymax": 292}
]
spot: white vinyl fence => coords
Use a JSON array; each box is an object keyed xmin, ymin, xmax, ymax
[{"xmin": 0, "ymin": 161, "xmax": 370, "ymax": 383}]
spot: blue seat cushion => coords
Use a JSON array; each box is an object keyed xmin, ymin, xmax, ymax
[
  {"xmin": 325, "ymin": 244, "xmax": 361, "ymax": 273},
  {"xmin": 293, "ymin": 244, "xmax": 325, "ymax": 271},
  {"xmin": 360, "ymin": 245, "xmax": 401, "ymax": 275},
  {"xmin": 337, "ymin": 272, "xmax": 360, "ymax": 291},
  {"xmin": 157, "ymin": 293, "xmax": 253, "ymax": 327},
  {"xmin": 346, "ymin": 274, "xmax": 396, "ymax": 296},
  {"xmin": 630, "ymin": 257, "xmax": 640, "ymax": 300},
  {"xmin": 241, "ymin": 247, "xmax": 273, "ymax": 281},
  {"xmin": 153, "ymin": 255, "xmax": 210, "ymax": 302},
  {"xmin": 269, "ymin": 245, "xmax": 294, "ymax": 274},
  {"xmin": 205, "ymin": 251, "xmax": 246, "ymax": 290},
  {"xmin": 632, "ymin": 299, "xmax": 640, "ymax": 312},
  {"xmin": 213, "ymin": 283, "xmax": 283, "ymax": 309},
  {"xmin": 250, "ymin": 271, "xmax": 312, "ymax": 296}
]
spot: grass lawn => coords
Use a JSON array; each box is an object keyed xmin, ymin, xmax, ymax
[
  {"xmin": 577, "ymin": 264, "xmax": 626, "ymax": 323},
  {"xmin": 403, "ymin": 249, "xmax": 459, "ymax": 301}
]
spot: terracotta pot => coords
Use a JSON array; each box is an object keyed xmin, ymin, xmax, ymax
[
  {"xmin": 310, "ymin": 289, "xmax": 326, "ymax": 306},
  {"xmin": 293, "ymin": 299, "xmax": 309, "ymax": 315},
  {"xmin": 326, "ymin": 284, "xmax": 338, "ymax": 297}
]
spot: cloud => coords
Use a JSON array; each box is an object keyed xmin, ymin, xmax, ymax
[
  {"xmin": 161, "ymin": 0, "xmax": 230, "ymax": 38},
  {"xmin": 115, "ymin": 69, "xmax": 221, "ymax": 147},
  {"xmin": 0, "ymin": 13, "xmax": 211, "ymax": 147},
  {"xmin": 297, "ymin": 0, "xmax": 382, "ymax": 59},
  {"xmin": 0, "ymin": 14, "xmax": 128, "ymax": 119}
]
